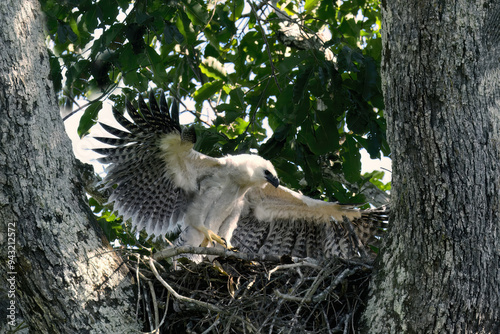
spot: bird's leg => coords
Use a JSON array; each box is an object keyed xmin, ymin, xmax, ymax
[{"xmin": 197, "ymin": 226, "xmax": 229, "ymax": 248}]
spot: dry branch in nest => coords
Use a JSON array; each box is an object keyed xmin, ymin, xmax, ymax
[{"xmin": 125, "ymin": 247, "xmax": 374, "ymax": 334}]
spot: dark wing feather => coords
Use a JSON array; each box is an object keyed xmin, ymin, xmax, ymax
[
  {"xmin": 93, "ymin": 137, "xmax": 130, "ymax": 146},
  {"xmin": 126, "ymin": 98, "xmax": 150, "ymax": 129},
  {"xmin": 232, "ymin": 214, "xmax": 328, "ymax": 259},
  {"xmin": 111, "ymin": 106, "xmax": 138, "ymax": 131},
  {"xmin": 166, "ymin": 94, "xmax": 181, "ymax": 130},
  {"xmin": 100, "ymin": 122, "xmax": 136, "ymax": 139},
  {"xmin": 92, "ymin": 91, "xmax": 191, "ymax": 237},
  {"xmin": 232, "ymin": 184, "xmax": 388, "ymax": 261}
]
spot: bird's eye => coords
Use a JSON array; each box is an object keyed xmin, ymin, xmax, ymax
[{"xmin": 264, "ymin": 170, "xmax": 272, "ymax": 176}]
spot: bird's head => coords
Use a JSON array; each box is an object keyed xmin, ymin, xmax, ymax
[
  {"xmin": 230, "ymin": 154, "xmax": 280, "ymax": 188},
  {"xmin": 253, "ymin": 156, "xmax": 280, "ymax": 188},
  {"xmin": 263, "ymin": 168, "xmax": 280, "ymax": 188}
]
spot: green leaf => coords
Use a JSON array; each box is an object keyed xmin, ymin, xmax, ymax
[
  {"xmin": 277, "ymin": 51, "xmax": 305, "ymax": 74},
  {"xmin": 274, "ymin": 86, "xmax": 295, "ymax": 122},
  {"xmin": 315, "ymin": 109, "xmax": 340, "ymax": 148},
  {"xmin": 230, "ymin": 0, "xmax": 245, "ymax": 21},
  {"xmin": 341, "ymin": 135, "xmax": 361, "ymax": 183},
  {"xmin": 83, "ymin": 5, "xmax": 99, "ymax": 31},
  {"xmin": 228, "ymin": 88, "xmax": 244, "ymax": 109},
  {"xmin": 48, "ymin": 50, "xmax": 63, "ymax": 92},
  {"xmin": 298, "ymin": 126, "xmax": 327, "ymax": 155},
  {"xmin": 364, "ymin": 170, "xmax": 391, "ymax": 192},
  {"xmin": 163, "ymin": 21, "xmax": 184, "ymax": 44},
  {"xmin": 119, "ymin": 44, "xmax": 144, "ymax": 71},
  {"xmin": 217, "ymin": 103, "xmax": 244, "ymax": 123},
  {"xmin": 195, "ymin": 126, "xmax": 224, "ymax": 156},
  {"xmin": 57, "ymin": 23, "xmax": 68, "ymax": 44},
  {"xmin": 182, "ymin": 0, "xmax": 208, "ymax": 26},
  {"xmin": 346, "ymin": 106, "xmax": 370, "ymax": 134},
  {"xmin": 90, "ymin": 23, "xmax": 124, "ymax": 58},
  {"xmin": 365, "ymin": 37, "xmax": 382, "ymax": 62},
  {"xmin": 98, "ymin": 0, "xmax": 119, "ymax": 24},
  {"xmin": 305, "ymin": 0, "xmax": 320, "ymax": 13},
  {"xmin": 339, "ymin": 18, "xmax": 361, "ymax": 38},
  {"xmin": 338, "ymin": 45, "xmax": 363, "ymax": 72},
  {"xmin": 259, "ymin": 124, "xmax": 291, "ymax": 159},
  {"xmin": 229, "ymin": 117, "xmax": 249, "ymax": 137},
  {"xmin": 362, "ymin": 56, "xmax": 380, "ymax": 101},
  {"xmin": 297, "ymin": 144, "xmax": 322, "ymax": 186},
  {"xmin": 293, "ymin": 66, "xmax": 313, "ymax": 103},
  {"xmin": 145, "ymin": 46, "xmax": 169, "ymax": 83},
  {"xmin": 193, "ymin": 80, "xmax": 224, "ymax": 102},
  {"xmin": 123, "ymin": 71, "xmax": 147, "ymax": 89},
  {"xmin": 78, "ymin": 101, "xmax": 102, "ymax": 138},
  {"xmin": 176, "ymin": 12, "xmax": 197, "ymax": 44},
  {"xmin": 200, "ymin": 57, "xmax": 227, "ymax": 80}
]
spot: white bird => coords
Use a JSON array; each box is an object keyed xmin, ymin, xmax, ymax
[{"xmin": 93, "ymin": 91, "xmax": 387, "ymax": 259}]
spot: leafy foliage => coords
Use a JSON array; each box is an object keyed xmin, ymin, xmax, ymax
[{"xmin": 41, "ymin": 0, "xmax": 389, "ymax": 243}]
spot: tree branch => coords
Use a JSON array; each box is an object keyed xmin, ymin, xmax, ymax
[{"xmin": 154, "ymin": 245, "xmax": 287, "ymax": 263}]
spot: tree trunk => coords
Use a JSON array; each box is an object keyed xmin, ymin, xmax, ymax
[
  {"xmin": 362, "ymin": 1, "xmax": 500, "ymax": 332},
  {"xmin": 0, "ymin": 1, "xmax": 140, "ymax": 332}
]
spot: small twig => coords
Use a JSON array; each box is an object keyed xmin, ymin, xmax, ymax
[
  {"xmin": 323, "ymin": 308, "xmax": 332, "ymax": 333},
  {"xmin": 201, "ymin": 0, "xmax": 219, "ymax": 33},
  {"xmin": 135, "ymin": 255, "xmax": 141, "ymax": 319},
  {"xmin": 312, "ymin": 268, "xmax": 357, "ymax": 303},
  {"xmin": 200, "ymin": 315, "xmax": 220, "ymax": 334},
  {"xmin": 222, "ymin": 314, "xmax": 235, "ymax": 334},
  {"xmin": 343, "ymin": 312, "xmax": 350, "ymax": 334},
  {"xmin": 267, "ymin": 262, "xmax": 322, "ymax": 279},
  {"xmin": 273, "ymin": 263, "xmax": 357, "ymax": 305},
  {"xmin": 289, "ymin": 263, "xmax": 335, "ymax": 329},
  {"xmin": 147, "ymin": 280, "xmax": 159, "ymax": 329},
  {"xmin": 142, "ymin": 303, "xmax": 169, "ymax": 334},
  {"xmin": 264, "ymin": 278, "xmax": 303, "ymax": 333},
  {"xmin": 273, "ymin": 290, "xmax": 308, "ymax": 303},
  {"xmin": 142, "ymin": 291, "xmax": 170, "ymax": 334},
  {"xmin": 304, "ymin": 261, "xmax": 338, "ymax": 301},
  {"xmin": 235, "ymin": 276, "xmax": 257, "ymax": 300}
]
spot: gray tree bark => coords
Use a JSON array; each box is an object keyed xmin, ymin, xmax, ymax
[
  {"xmin": 0, "ymin": 0, "xmax": 141, "ymax": 332},
  {"xmin": 362, "ymin": 1, "xmax": 500, "ymax": 332}
]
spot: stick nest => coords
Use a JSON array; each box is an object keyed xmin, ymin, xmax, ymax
[{"xmin": 129, "ymin": 248, "xmax": 374, "ymax": 334}]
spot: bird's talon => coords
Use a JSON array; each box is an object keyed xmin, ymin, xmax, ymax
[
  {"xmin": 198, "ymin": 227, "xmax": 231, "ymax": 249},
  {"xmin": 220, "ymin": 237, "xmax": 228, "ymax": 248}
]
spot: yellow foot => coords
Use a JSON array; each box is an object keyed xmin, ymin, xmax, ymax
[{"xmin": 198, "ymin": 227, "xmax": 230, "ymax": 248}]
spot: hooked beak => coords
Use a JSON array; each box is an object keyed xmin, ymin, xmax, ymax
[{"xmin": 265, "ymin": 174, "xmax": 280, "ymax": 188}]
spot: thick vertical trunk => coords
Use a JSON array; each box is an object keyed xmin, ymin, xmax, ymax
[
  {"xmin": 0, "ymin": 0, "xmax": 140, "ymax": 332},
  {"xmin": 362, "ymin": 1, "xmax": 500, "ymax": 332}
]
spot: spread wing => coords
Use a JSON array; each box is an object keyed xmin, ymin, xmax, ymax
[
  {"xmin": 232, "ymin": 184, "xmax": 388, "ymax": 260},
  {"xmin": 93, "ymin": 91, "xmax": 221, "ymax": 237}
]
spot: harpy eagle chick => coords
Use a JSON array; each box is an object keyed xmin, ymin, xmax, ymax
[{"xmin": 93, "ymin": 91, "xmax": 381, "ymax": 258}]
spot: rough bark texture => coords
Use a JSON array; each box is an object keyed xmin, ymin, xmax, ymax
[
  {"xmin": 362, "ymin": 1, "xmax": 500, "ymax": 333},
  {"xmin": 0, "ymin": 1, "xmax": 141, "ymax": 332}
]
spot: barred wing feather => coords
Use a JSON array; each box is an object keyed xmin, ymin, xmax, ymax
[
  {"xmin": 93, "ymin": 91, "xmax": 220, "ymax": 237},
  {"xmin": 232, "ymin": 184, "xmax": 388, "ymax": 260}
]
